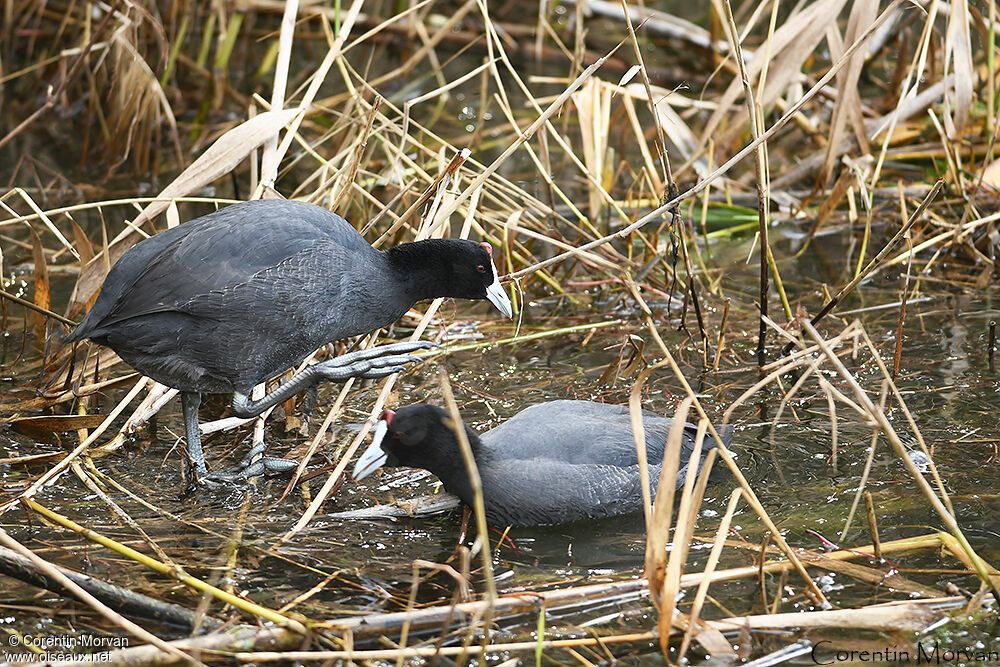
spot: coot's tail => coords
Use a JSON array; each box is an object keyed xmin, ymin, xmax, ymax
[
  {"xmin": 62, "ymin": 314, "xmax": 100, "ymax": 344},
  {"xmin": 62, "ymin": 325, "xmax": 88, "ymax": 344},
  {"xmin": 62, "ymin": 301, "xmax": 105, "ymax": 344}
]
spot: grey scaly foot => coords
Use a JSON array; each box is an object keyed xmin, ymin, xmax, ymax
[
  {"xmin": 314, "ymin": 352, "xmax": 427, "ymax": 381},
  {"xmin": 201, "ymin": 442, "xmax": 298, "ymax": 485},
  {"xmin": 326, "ymin": 340, "xmax": 438, "ymax": 367},
  {"xmin": 313, "ymin": 341, "xmax": 438, "ymax": 379}
]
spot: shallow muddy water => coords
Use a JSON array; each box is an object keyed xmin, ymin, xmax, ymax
[
  {"xmin": 3, "ymin": 0, "xmax": 1000, "ymax": 660},
  {"xmin": 2, "ymin": 225, "xmax": 999, "ymax": 663}
]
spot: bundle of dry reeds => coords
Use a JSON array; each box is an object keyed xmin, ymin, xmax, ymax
[{"xmin": 1, "ymin": 0, "xmax": 998, "ymax": 663}]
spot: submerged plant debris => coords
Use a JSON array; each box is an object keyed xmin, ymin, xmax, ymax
[{"xmin": 1, "ymin": 0, "xmax": 999, "ymax": 664}]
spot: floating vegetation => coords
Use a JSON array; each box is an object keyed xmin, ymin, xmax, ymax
[{"xmin": 1, "ymin": 0, "xmax": 999, "ymax": 664}]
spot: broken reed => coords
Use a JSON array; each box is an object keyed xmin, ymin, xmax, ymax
[{"xmin": 3, "ymin": 0, "xmax": 1000, "ymax": 662}]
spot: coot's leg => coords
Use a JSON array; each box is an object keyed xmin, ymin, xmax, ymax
[
  {"xmin": 207, "ymin": 340, "xmax": 437, "ymax": 482},
  {"xmin": 202, "ymin": 441, "xmax": 299, "ymax": 483},
  {"xmin": 230, "ymin": 340, "xmax": 437, "ymax": 418},
  {"xmin": 301, "ymin": 385, "xmax": 319, "ymax": 424},
  {"xmin": 181, "ymin": 392, "xmax": 209, "ymax": 478}
]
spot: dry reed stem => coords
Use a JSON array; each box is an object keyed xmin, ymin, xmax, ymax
[
  {"xmin": 274, "ymin": 340, "xmax": 410, "ymax": 544},
  {"xmin": 319, "ymin": 74, "xmax": 591, "ymax": 268},
  {"xmin": 240, "ymin": 633, "xmax": 662, "ymax": 663},
  {"xmin": 945, "ymin": 0, "xmax": 974, "ymax": 136},
  {"xmin": 638, "ymin": 388, "xmax": 689, "ymax": 641},
  {"xmin": 276, "ymin": 176, "xmax": 487, "ymax": 541},
  {"xmin": 723, "ymin": 321, "xmax": 861, "ymax": 425},
  {"xmin": 398, "ymin": 560, "xmax": 463, "ymax": 665},
  {"xmin": 276, "ymin": 571, "xmax": 341, "ymax": 616},
  {"xmin": 52, "ymin": 589, "xmax": 956, "ymax": 666},
  {"xmin": 510, "ymin": 0, "xmax": 906, "ymax": 282},
  {"xmin": 69, "ymin": 460, "xmax": 176, "ymax": 569},
  {"xmin": 260, "ymin": 0, "xmax": 300, "ymax": 186},
  {"xmin": 659, "ymin": 420, "xmax": 713, "ymax": 654},
  {"xmin": 0, "ymin": 376, "xmax": 149, "ymax": 516},
  {"xmin": 781, "ymin": 178, "xmax": 944, "ymax": 355},
  {"xmin": 489, "ymin": 92, "xmax": 593, "ymax": 232},
  {"xmin": 82, "ymin": 460, "xmax": 331, "ymax": 581},
  {"xmin": 630, "ymin": 361, "xmax": 668, "ymax": 529},
  {"xmin": 428, "ymin": 14, "xmax": 624, "ymax": 229},
  {"xmin": 839, "ymin": 380, "xmax": 890, "ymax": 539},
  {"xmin": 0, "ymin": 286, "xmax": 75, "ymax": 326},
  {"xmin": 235, "ymin": 601, "xmax": 946, "ymax": 663},
  {"xmin": 651, "ymin": 344, "xmax": 828, "ymax": 605},
  {"xmin": 330, "ymin": 96, "xmax": 381, "ymax": 212},
  {"xmin": 373, "ymin": 148, "xmax": 470, "ymax": 245},
  {"xmin": 756, "ymin": 316, "xmax": 871, "ymax": 424},
  {"xmin": 677, "ymin": 486, "xmax": 741, "ymax": 663},
  {"xmin": 311, "ymin": 532, "xmax": 977, "ymax": 643},
  {"xmin": 531, "ymin": 76, "xmax": 655, "ymax": 235},
  {"xmin": 52, "ymin": 626, "xmax": 298, "ymax": 667},
  {"xmin": 717, "ymin": 0, "xmax": 771, "ymax": 365},
  {"xmin": 713, "ymin": 296, "xmax": 730, "ymax": 371},
  {"xmin": 800, "ymin": 319, "xmax": 999, "ymax": 600},
  {"xmin": 437, "ymin": 370, "xmax": 498, "ymax": 654},
  {"xmin": 0, "ymin": 542, "xmax": 219, "ymax": 633},
  {"xmin": 0, "ymin": 187, "xmax": 78, "ymax": 258},
  {"xmin": 856, "ymin": 330, "xmax": 951, "ymax": 512},
  {"xmin": 935, "ymin": 533, "xmax": 1000, "ymax": 586},
  {"xmin": 692, "ymin": 0, "xmax": 847, "ymax": 172},
  {"xmin": 768, "ymin": 355, "xmax": 825, "ymax": 438},
  {"xmin": 864, "ymin": 490, "xmax": 882, "ymax": 562},
  {"xmin": 0, "ymin": 528, "xmax": 206, "ymax": 666},
  {"xmin": 0, "ymin": 196, "xmax": 245, "ymax": 229},
  {"xmin": 706, "ymin": 601, "xmax": 944, "ymax": 633},
  {"xmin": 822, "ymin": 1, "xmax": 876, "ymax": 185},
  {"xmin": 619, "ymin": 1, "xmax": 670, "ymax": 188},
  {"xmin": 269, "ymin": 375, "xmax": 358, "ymax": 506},
  {"xmin": 866, "ymin": 1, "xmax": 938, "ymax": 193},
  {"xmin": 254, "ymin": 0, "xmax": 366, "ymax": 198},
  {"xmin": 23, "ymin": 499, "xmax": 308, "ymax": 632}
]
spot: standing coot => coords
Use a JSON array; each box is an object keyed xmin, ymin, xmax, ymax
[
  {"xmin": 353, "ymin": 400, "xmax": 733, "ymax": 527},
  {"xmin": 65, "ymin": 199, "xmax": 512, "ymax": 484}
]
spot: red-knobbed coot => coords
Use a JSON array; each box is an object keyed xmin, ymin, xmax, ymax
[
  {"xmin": 353, "ymin": 400, "xmax": 733, "ymax": 527},
  {"xmin": 65, "ymin": 199, "xmax": 512, "ymax": 484}
]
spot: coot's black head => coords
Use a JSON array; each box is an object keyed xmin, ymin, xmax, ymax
[
  {"xmin": 386, "ymin": 239, "xmax": 513, "ymax": 317},
  {"xmin": 353, "ymin": 404, "xmax": 477, "ymax": 481}
]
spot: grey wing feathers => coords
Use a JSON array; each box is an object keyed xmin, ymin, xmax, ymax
[
  {"xmin": 481, "ymin": 400, "xmax": 727, "ymax": 467},
  {"xmin": 69, "ymin": 200, "xmax": 366, "ymax": 339},
  {"xmin": 482, "ymin": 462, "xmax": 657, "ymax": 527}
]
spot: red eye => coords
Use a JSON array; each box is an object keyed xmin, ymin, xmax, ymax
[
  {"xmin": 392, "ymin": 432, "xmax": 402, "ymax": 439},
  {"xmin": 476, "ymin": 265, "xmax": 486, "ymax": 273}
]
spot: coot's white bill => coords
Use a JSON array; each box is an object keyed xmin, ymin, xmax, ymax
[
  {"xmin": 353, "ymin": 419, "xmax": 389, "ymax": 480},
  {"xmin": 485, "ymin": 261, "xmax": 513, "ymax": 318}
]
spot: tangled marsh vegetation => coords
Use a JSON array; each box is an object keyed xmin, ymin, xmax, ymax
[{"xmin": 1, "ymin": 0, "xmax": 999, "ymax": 664}]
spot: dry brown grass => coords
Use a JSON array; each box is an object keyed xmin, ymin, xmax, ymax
[{"xmin": 1, "ymin": 0, "xmax": 999, "ymax": 663}]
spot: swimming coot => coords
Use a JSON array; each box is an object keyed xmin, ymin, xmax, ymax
[
  {"xmin": 353, "ymin": 400, "xmax": 733, "ymax": 527},
  {"xmin": 65, "ymin": 199, "xmax": 513, "ymax": 484}
]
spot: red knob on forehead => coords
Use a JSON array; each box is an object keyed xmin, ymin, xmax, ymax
[
  {"xmin": 481, "ymin": 242, "xmax": 493, "ymax": 258},
  {"xmin": 382, "ymin": 409, "xmax": 396, "ymax": 425}
]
